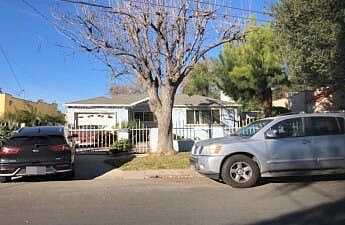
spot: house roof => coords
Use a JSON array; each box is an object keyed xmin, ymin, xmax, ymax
[
  {"xmin": 66, "ymin": 94, "xmax": 240, "ymax": 107},
  {"xmin": 66, "ymin": 94, "xmax": 148, "ymax": 105},
  {"xmin": 174, "ymin": 94, "xmax": 239, "ymax": 107}
]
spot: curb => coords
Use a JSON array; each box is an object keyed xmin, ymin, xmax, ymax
[{"xmin": 96, "ymin": 169, "xmax": 203, "ymax": 180}]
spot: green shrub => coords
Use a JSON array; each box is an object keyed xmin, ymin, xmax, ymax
[
  {"xmin": 0, "ymin": 122, "xmax": 19, "ymax": 146},
  {"xmin": 109, "ymin": 139, "xmax": 132, "ymax": 154}
]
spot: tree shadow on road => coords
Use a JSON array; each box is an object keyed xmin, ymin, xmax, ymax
[
  {"xmin": 257, "ymin": 174, "xmax": 345, "ymax": 188},
  {"xmin": 224, "ymin": 197, "xmax": 345, "ymax": 225}
]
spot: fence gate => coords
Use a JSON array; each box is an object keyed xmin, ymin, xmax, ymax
[
  {"xmin": 68, "ymin": 126, "xmax": 118, "ymax": 152},
  {"xmin": 129, "ymin": 124, "xmax": 150, "ymax": 153}
]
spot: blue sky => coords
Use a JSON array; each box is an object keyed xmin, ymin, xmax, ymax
[
  {"xmin": 0, "ymin": 0, "xmax": 274, "ymax": 112},
  {"xmin": 0, "ymin": 0, "xmax": 111, "ymax": 111}
]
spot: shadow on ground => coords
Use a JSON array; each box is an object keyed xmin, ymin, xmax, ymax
[
  {"xmin": 8, "ymin": 152, "xmax": 135, "ymax": 183},
  {"xmin": 226, "ymin": 197, "xmax": 345, "ymax": 225}
]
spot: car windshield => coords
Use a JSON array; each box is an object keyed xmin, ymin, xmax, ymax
[{"xmin": 236, "ymin": 119, "xmax": 273, "ymax": 137}]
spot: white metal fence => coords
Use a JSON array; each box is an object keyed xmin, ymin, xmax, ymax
[
  {"xmin": 69, "ymin": 117, "xmax": 257, "ymax": 153},
  {"xmin": 129, "ymin": 123, "xmax": 150, "ymax": 153},
  {"xmin": 172, "ymin": 117, "xmax": 256, "ymax": 141},
  {"xmin": 68, "ymin": 124, "xmax": 151, "ymax": 153},
  {"xmin": 68, "ymin": 126, "xmax": 118, "ymax": 152}
]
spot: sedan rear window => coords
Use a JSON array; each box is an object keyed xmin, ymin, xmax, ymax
[
  {"xmin": 48, "ymin": 135, "xmax": 67, "ymax": 145},
  {"xmin": 5, "ymin": 135, "xmax": 66, "ymax": 146},
  {"xmin": 5, "ymin": 137, "xmax": 34, "ymax": 147}
]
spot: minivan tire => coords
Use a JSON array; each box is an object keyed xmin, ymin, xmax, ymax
[
  {"xmin": 0, "ymin": 177, "xmax": 11, "ymax": 183},
  {"xmin": 221, "ymin": 155, "xmax": 260, "ymax": 188}
]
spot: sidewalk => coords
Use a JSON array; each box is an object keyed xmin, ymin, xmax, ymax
[{"xmin": 96, "ymin": 168, "xmax": 203, "ymax": 180}]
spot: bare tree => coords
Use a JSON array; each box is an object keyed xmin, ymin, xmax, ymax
[
  {"xmin": 55, "ymin": 0, "xmax": 242, "ymax": 154},
  {"xmin": 110, "ymin": 84, "xmax": 144, "ymax": 96}
]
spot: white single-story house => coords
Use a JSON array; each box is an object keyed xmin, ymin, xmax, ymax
[{"xmin": 65, "ymin": 94, "xmax": 241, "ymax": 140}]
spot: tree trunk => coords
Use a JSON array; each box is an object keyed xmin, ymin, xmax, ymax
[
  {"xmin": 156, "ymin": 107, "xmax": 174, "ymax": 154},
  {"xmin": 262, "ymin": 88, "xmax": 273, "ymax": 117},
  {"xmin": 150, "ymin": 86, "xmax": 176, "ymax": 155}
]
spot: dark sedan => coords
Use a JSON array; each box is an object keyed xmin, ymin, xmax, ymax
[{"xmin": 0, "ymin": 126, "xmax": 76, "ymax": 182}]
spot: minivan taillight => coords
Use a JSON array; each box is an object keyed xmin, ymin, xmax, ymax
[
  {"xmin": 0, "ymin": 147, "xmax": 21, "ymax": 156},
  {"xmin": 52, "ymin": 144, "xmax": 70, "ymax": 152}
]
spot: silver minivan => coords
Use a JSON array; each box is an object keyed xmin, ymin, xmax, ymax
[{"xmin": 190, "ymin": 113, "xmax": 345, "ymax": 188}]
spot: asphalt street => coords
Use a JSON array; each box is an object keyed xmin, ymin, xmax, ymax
[{"xmin": 0, "ymin": 154, "xmax": 344, "ymax": 225}]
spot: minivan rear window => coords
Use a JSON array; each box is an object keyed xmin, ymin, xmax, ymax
[
  {"xmin": 307, "ymin": 117, "xmax": 343, "ymax": 136},
  {"xmin": 337, "ymin": 117, "xmax": 345, "ymax": 134}
]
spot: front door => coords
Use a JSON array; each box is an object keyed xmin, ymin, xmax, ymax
[
  {"xmin": 265, "ymin": 118, "xmax": 317, "ymax": 172},
  {"xmin": 307, "ymin": 116, "xmax": 345, "ymax": 169}
]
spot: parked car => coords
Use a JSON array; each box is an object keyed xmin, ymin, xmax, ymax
[
  {"xmin": 190, "ymin": 113, "xmax": 345, "ymax": 188},
  {"xmin": 0, "ymin": 126, "xmax": 76, "ymax": 182}
]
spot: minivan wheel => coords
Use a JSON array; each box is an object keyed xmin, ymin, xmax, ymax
[{"xmin": 221, "ymin": 155, "xmax": 260, "ymax": 188}]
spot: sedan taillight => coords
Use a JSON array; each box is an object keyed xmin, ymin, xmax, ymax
[
  {"xmin": 52, "ymin": 144, "xmax": 70, "ymax": 152},
  {"xmin": 0, "ymin": 147, "xmax": 21, "ymax": 156}
]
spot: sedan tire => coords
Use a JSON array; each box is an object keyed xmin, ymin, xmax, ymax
[{"xmin": 221, "ymin": 155, "xmax": 260, "ymax": 188}]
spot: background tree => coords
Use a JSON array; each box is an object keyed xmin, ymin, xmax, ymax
[
  {"xmin": 56, "ymin": 0, "xmax": 242, "ymax": 154},
  {"xmin": 273, "ymin": 0, "xmax": 345, "ymax": 110},
  {"xmin": 214, "ymin": 24, "xmax": 287, "ymax": 117},
  {"xmin": 4, "ymin": 105, "xmax": 66, "ymax": 126},
  {"xmin": 182, "ymin": 60, "xmax": 219, "ymax": 98},
  {"xmin": 110, "ymin": 84, "xmax": 144, "ymax": 96}
]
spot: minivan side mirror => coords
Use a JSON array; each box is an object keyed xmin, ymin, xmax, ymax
[{"xmin": 265, "ymin": 129, "xmax": 278, "ymax": 139}]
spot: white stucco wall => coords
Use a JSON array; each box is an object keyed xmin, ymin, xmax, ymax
[
  {"xmin": 171, "ymin": 106, "xmax": 238, "ymax": 140},
  {"xmin": 172, "ymin": 108, "xmax": 187, "ymax": 125},
  {"xmin": 221, "ymin": 107, "xmax": 238, "ymax": 127}
]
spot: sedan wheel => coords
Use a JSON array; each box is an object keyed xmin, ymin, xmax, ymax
[{"xmin": 222, "ymin": 155, "xmax": 260, "ymax": 188}]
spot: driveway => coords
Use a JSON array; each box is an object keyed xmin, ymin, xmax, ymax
[{"xmin": 0, "ymin": 154, "xmax": 345, "ymax": 225}]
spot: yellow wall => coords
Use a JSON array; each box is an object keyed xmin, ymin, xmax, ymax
[
  {"xmin": 0, "ymin": 94, "xmax": 5, "ymax": 118},
  {"xmin": 0, "ymin": 93, "xmax": 60, "ymax": 119}
]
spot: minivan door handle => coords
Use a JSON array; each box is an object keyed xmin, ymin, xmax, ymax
[
  {"xmin": 302, "ymin": 139, "xmax": 311, "ymax": 144},
  {"xmin": 35, "ymin": 144, "xmax": 48, "ymax": 148}
]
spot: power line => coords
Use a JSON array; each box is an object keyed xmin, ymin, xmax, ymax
[
  {"xmin": 0, "ymin": 44, "xmax": 25, "ymax": 96},
  {"xmin": 21, "ymin": 0, "xmax": 54, "ymax": 24},
  {"xmin": 59, "ymin": 0, "xmax": 271, "ymax": 23},
  {"xmin": 129, "ymin": 0, "xmax": 271, "ymax": 22},
  {"xmin": 188, "ymin": 0, "xmax": 271, "ymax": 16}
]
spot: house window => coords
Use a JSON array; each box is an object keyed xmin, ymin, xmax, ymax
[
  {"xmin": 134, "ymin": 112, "xmax": 144, "ymax": 121},
  {"xmin": 134, "ymin": 112, "xmax": 155, "ymax": 122},
  {"xmin": 212, "ymin": 109, "xmax": 220, "ymax": 124},
  {"xmin": 143, "ymin": 112, "xmax": 154, "ymax": 122},
  {"xmin": 186, "ymin": 110, "xmax": 195, "ymax": 124},
  {"xmin": 201, "ymin": 110, "xmax": 211, "ymax": 124},
  {"xmin": 186, "ymin": 109, "xmax": 221, "ymax": 125}
]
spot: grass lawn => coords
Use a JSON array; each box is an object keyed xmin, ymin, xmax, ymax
[{"xmin": 108, "ymin": 152, "xmax": 191, "ymax": 171}]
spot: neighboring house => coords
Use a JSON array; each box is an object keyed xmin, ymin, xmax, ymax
[
  {"xmin": 273, "ymin": 89, "xmax": 345, "ymax": 113},
  {"xmin": 65, "ymin": 94, "xmax": 241, "ymax": 139},
  {"xmin": 0, "ymin": 92, "xmax": 60, "ymax": 119},
  {"xmin": 273, "ymin": 91, "xmax": 314, "ymax": 113}
]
